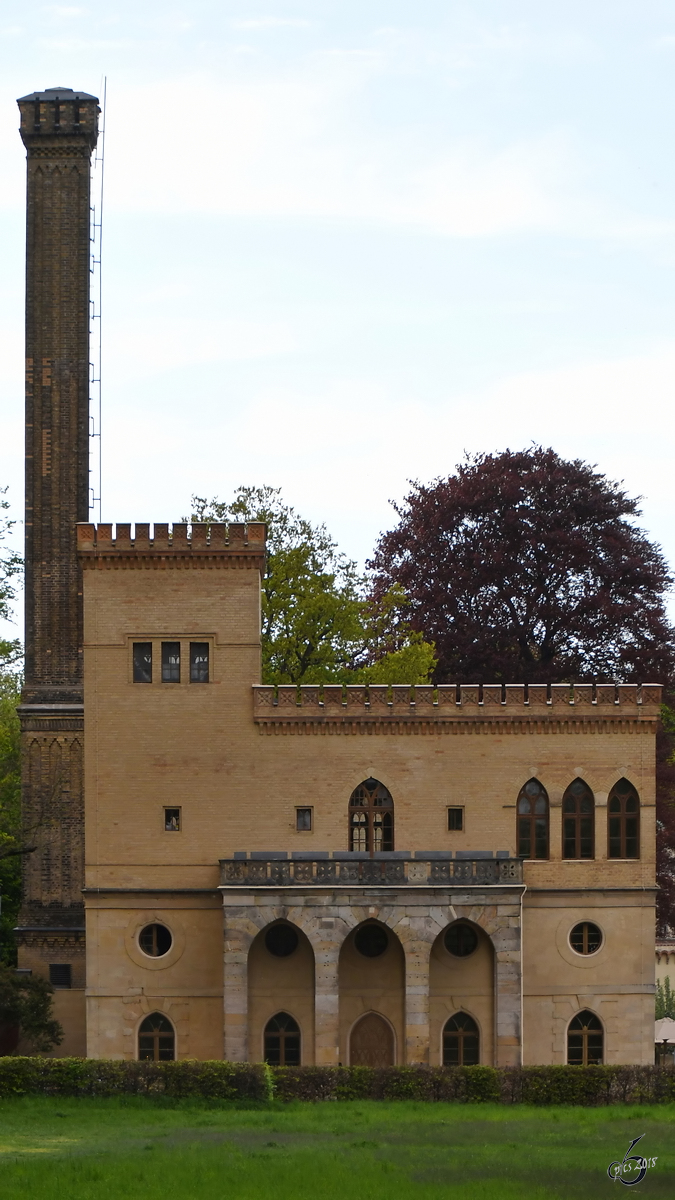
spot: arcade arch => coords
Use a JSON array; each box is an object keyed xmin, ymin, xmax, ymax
[
  {"xmin": 247, "ymin": 920, "xmax": 315, "ymax": 1064},
  {"xmin": 339, "ymin": 920, "xmax": 404, "ymax": 1065},
  {"xmin": 429, "ymin": 919, "xmax": 494, "ymax": 1065}
]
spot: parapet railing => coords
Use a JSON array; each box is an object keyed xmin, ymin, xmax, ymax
[
  {"xmin": 220, "ymin": 853, "xmax": 523, "ymax": 887},
  {"xmin": 76, "ymin": 521, "xmax": 266, "ymax": 553},
  {"xmin": 253, "ymin": 682, "xmax": 660, "ymax": 722}
]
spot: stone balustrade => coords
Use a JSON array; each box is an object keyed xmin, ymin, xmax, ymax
[{"xmin": 220, "ymin": 853, "xmax": 523, "ymax": 887}]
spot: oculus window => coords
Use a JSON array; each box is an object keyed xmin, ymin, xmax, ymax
[
  {"xmin": 139, "ymin": 923, "xmax": 172, "ymax": 958},
  {"xmin": 265, "ymin": 924, "xmax": 299, "ymax": 958},
  {"xmin": 569, "ymin": 922, "xmax": 602, "ymax": 955}
]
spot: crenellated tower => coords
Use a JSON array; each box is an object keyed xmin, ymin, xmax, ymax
[{"xmin": 15, "ymin": 87, "xmax": 99, "ymax": 1049}]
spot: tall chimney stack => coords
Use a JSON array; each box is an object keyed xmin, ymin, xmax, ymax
[{"xmin": 15, "ymin": 87, "xmax": 99, "ymax": 1049}]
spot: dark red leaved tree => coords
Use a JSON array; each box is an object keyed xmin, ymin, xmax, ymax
[{"xmin": 369, "ymin": 446, "xmax": 675, "ymax": 929}]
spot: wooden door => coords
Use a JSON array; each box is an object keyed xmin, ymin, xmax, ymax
[{"xmin": 349, "ymin": 1012, "xmax": 394, "ymax": 1066}]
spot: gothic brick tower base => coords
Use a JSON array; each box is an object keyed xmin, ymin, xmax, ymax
[{"xmin": 16, "ymin": 87, "xmax": 99, "ymax": 1054}]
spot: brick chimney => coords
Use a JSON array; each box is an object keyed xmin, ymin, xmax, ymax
[{"xmin": 14, "ymin": 87, "xmax": 99, "ymax": 1011}]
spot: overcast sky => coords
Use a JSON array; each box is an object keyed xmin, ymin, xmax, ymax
[{"xmin": 2, "ymin": 2, "xmax": 675, "ymax": 640}]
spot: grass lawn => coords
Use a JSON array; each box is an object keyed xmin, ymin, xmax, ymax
[{"xmin": 0, "ymin": 1098, "xmax": 673, "ymax": 1199}]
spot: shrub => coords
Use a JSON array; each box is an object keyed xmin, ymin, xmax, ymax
[
  {"xmin": 0, "ymin": 1058, "xmax": 270, "ymax": 1100},
  {"xmin": 0, "ymin": 1059, "xmax": 674, "ymax": 1104}
]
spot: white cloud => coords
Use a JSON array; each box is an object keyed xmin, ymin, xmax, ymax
[
  {"xmin": 105, "ymin": 315, "xmax": 299, "ymax": 379},
  {"xmin": 102, "ymin": 69, "xmax": 585, "ymax": 238},
  {"xmin": 40, "ymin": 5, "xmax": 87, "ymax": 18},
  {"xmin": 232, "ymin": 17, "xmax": 311, "ymax": 30}
]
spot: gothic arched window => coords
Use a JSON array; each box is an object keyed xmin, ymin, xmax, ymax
[
  {"xmin": 138, "ymin": 1012, "xmax": 175, "ymax": 1061},
  {"xmin": 349, "ymin": 778, "xmax": 394, "ymax": 855},
  {"xmin": 264, "ymin": 1012, "xmax": 300, "ymax": 1066},
  {"xmin": 608, "ymin": 778, "xmax": 640, "ymax": 859},
  {"xmin": 517, "ymin": 778, "xmax": 549, "ymax": 859},
  {"xmin": 443, "ymin": 1013, "xmax": 479, "ymax": 1066},
  {"xmin": 562, "ymin": 778, "xmax": 595, "ymax": 859},
  {"xmin": 567, "ymin": 1010, "xmax": 603, "ymax": 1065}
]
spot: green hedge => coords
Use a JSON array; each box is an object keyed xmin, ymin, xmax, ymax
[
  {"xmin": 0, "ymin": 1059, "xmax": 674, "ymax": 1104},
  {"xmin": 0, "ymin": 1058, "xmax": 272, "ymax": 1100}
]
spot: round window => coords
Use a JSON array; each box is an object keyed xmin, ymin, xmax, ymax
[
  {"xmin": 445, "ymin": 923, "xmax": 478, "ymax": 958},
  {"xmin": 139, "ymin": 923, "xmax": 172, "ymax": 957},
  {"xmin": 354, "ymin": 924, "xmax": 388, "ymax": 958},
  {"xmin": 265, "ymin": 924, "xmax": 299, "ymax": 957},
  {"xmin": 569, "ymin": 922, "xmax": 602, "ymax": 955}
]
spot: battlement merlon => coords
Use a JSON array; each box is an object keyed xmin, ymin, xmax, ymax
[
  {"xmin": 76, "ymin": 521, "xmax": 266, "ymax": 566},
  {"xmin": 253, "ymin": 681, "xmax": 662, "ymax": 725},
  {"xmin": 18, "ymin": 87, "xmax": 99, "ymax": 153}
]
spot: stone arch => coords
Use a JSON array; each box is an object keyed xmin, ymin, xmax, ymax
[
  {"xmin": 430, "ymin": 918, "xmax": 495, "ymax": 1066},
  {"xmin": 247, "ymin": 918, "xmax": 315, "ymax": 1065},
  {"xmin": 339, "ymin": 919, "xmax": 404, "ymax": 1065}
]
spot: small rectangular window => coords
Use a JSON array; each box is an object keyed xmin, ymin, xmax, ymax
[
  {"xmin": 190, "ymin": 642, "xmax": 209, "ymax": 683},
  {"xmin": 164, "ymin": 807, "xmax": 181, "ymax": 832},
  {"xmin": 161, "ymin": 642, "xmax": 180, "ymax": 683},
  {"xmin": 49, "ymin": 964, "xmax": 72, "ymax": 989},
  {"xmin": 133, "ymin": 642, "xmax": 152, "ymax": 683},
  {"xmin": 296, "ymin": 807, "xmax": 312, "ymax": 832},
  {"xmin": 448, "ymin": 807, "xmax": 464, "ymax": 831}
]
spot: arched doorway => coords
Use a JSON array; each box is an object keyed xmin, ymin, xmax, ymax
[
  {"xmin": 138, "ymin": 1012, "xmax": 175, "ymax": 1061},
  {"xmin": 248, "ymin": 920, "xmax": 315, "ymax": 1064},
  {"xmin": 350, "ymin": 1012, "xmax": 394, "ymax": 1066},
  {"xmin": 339, "ymin": 920, "xmax": 404, "ymax": 1064}
]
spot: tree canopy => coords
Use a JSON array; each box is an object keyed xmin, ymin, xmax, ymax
[
  {"xmin": 369, "ymin": 447, "xmax": 675, "ymax": 685},
  {"xmin": 0, "ymin": 488, "xmax": 21, "ymax": 668},
  {"xmin": 189, "ymin": 486, "xmax": 435, "ymax": 685},
  {"xmin": 0, "ymin": 963, "xmax": 62, "ymax": 1052}
]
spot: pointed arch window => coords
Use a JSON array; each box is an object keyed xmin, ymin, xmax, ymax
[
  {"xmin": 264, "ymin": 1012, "xmax": 300, "ymax": 1066},
  {"xmin": 608, "ymin": 778, "xmax": 640, "ymax": 859},
  {"xmin": 567, "ymin": 1010, "xmax": 603, "ymax": 1065},
  {"xmin": 138, "ymin": 1012, "xmax": 175, "ymax": 1061},
  {"xmin": 443, "ymin": 1013, "xmax": 479, "ymax": 1066},
  {"xmin": 562, "ymin": 778, "xmax": 595, "ymax": 859},
  {"xmin": 349, "ymin": 778, "xmax": 394, "ymax": 854},
  {"xmin": 517, "ymin": 779, "xmax": 549, "ymax": 859}
]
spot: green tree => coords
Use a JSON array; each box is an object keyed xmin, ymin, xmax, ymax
[
  {"xmin": 0, "ymin": 962, "xmax": 62, "ymax": 1052},
  {"xmin": 0, "ymin": 488, "xmax": 22, "ymax": 668},
  {"xmin": 656, "ymin": 976, "xmax": 675, "ymax": 1020},
  {"xmin": 188, "ymin": 487, "xmax": 435, "ymax": 685},
  {"xmin": 0, "ymin": 489, "xmax": 22, "ymax": 967},
  {"xmin": 0, "ymin": 669, "xmax": 22, "ymax": 966}
]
